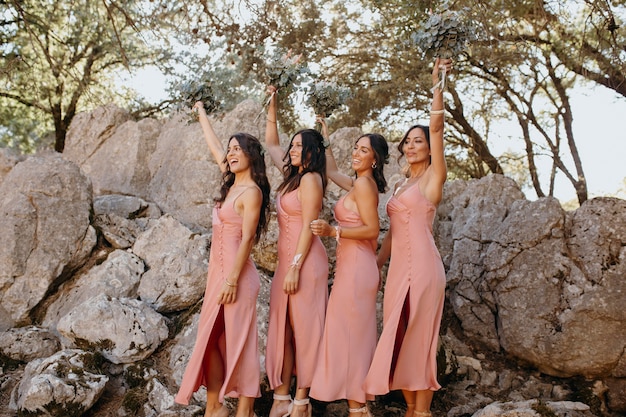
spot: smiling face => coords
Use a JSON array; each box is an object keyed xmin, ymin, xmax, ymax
[
  {"xmin": 402, "ymin": 127, "xmax": 431, "ymax": 165},
  {"xmin": 226, "ymin": 137, "xmax": 251, "ymax": 174},
  {"xmin": 289, "ymin": 134, "xmax": 304, "ymax": 169},
  {"xmin": 352, "ymin": 135, "xmax": 376, "ymax": 174}
]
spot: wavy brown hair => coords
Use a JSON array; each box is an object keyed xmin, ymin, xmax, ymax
[
  {"xmin": 277, "ymin": 128, "xmax": 327, "ymax": 195},
  {"xmin": 215, "ymin": 133, "xmax": 271, "ymax": 242}
]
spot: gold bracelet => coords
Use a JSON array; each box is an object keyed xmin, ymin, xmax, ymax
[
  {"xmin": 430, "ymin": 109, "xmax": 445, "ymax": 115},
  {"xmin": 267, "ymin": 118, "xmax": 277, "ymax": 123},
  {"xmin": 225, "ymin": 280, "xmax": 238, "ymax": 287}
]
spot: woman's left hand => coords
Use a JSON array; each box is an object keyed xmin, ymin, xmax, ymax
[{"xmin": 218, "ymin": 281, "xmax": 238, "ymax": 304}]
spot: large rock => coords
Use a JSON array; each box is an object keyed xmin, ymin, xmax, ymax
[
  {"xmin": 471, "ymin": 400, "xmax": 593, "ymax": 417},
  {"xmin": 439, "ymin": 175, "xmax": 626, "ymax": 379},
  {"xmin": 57, "ymin": 294, "xmax": 169, "ymax": 364},
  {"xmin": 42, "ymin": 249, "xmax": 145, "ymax": 330},
  {"xmin": 0, "ymin": 326, "xmax": 61, "ymax": 363},
  {"xmin": 9, "ymin": 349, "xmax": 108, "ymax": 416},
  {"xmin": 133, "ymin": 215, "xmax": 210, "ymax": 313},
  {"xmin": 0, "ymin": 153, "xmax": 95, "ymax": 331}
]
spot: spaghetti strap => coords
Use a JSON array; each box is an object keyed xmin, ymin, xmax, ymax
[{"xmin": 226, "ymin": 185, "xmax": 257, "ymax": 210}]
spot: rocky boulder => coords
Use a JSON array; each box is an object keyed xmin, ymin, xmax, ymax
[
  {"xmin": 9, "ymin": 349, "xmax": 108, "ymax": 416},
  {"xmin": 0, "ymin": 153, "xmax": 95, "ymax": 331},
  {"xmin": 57, "ymin": 294, "xmax": 169, "ymax": 364}
]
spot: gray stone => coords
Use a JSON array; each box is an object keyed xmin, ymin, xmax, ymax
[
  {"xmin": 10, "ymin": 349, "xmax": 108, "ymax": 416},
  {"xmin": 0, "ymin": 153, "xmax": 94, "ymax": 330},
  {"xmin": 133, "ymin": 215, "xmax": 210, "ymax": 313},
  {"xmin": 57, "ymin": 294, "xmax": 168, "ymax": 364},
  {"xmin": 43, "ymin": 249, "xmax": 144, "ymax": 329},
  {"xmin": 0, "ymin": 326, "xmax": 61, "ymax": 363}
]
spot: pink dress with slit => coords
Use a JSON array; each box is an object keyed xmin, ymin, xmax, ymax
[
  {"xmin": 310, "ymin": 195, "xmax": 378, "ymax": 403},
  {"xmin": 175, "ymin": 198, "xmax": 261, "ymax": 404},
  {"xmin": 265, "ymin": 189, "xmax": 329, "ymax": 389},
  {"xmin": 363, "ymin": 180, "xmax": 446, "ymax": 394}
]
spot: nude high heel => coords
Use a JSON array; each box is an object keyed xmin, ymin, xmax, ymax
[
  {"xmin": 349, "ymin": 404, "xmax": 373, "ymax": 417},
  {"xmin": 414, "ymin": 411, "xmax": 432, "ymax": 417},
  {"xmin": 292, "ymin": 397, "xmax": 312, "ymax": 417},
  {"xmin": 271, "ymin": 393, "xmax": 293, "ymax": 417}
]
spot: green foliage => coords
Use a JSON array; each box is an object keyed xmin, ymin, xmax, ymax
[
  {"xmin": 173, "ymin": 78, "xmax": 221, "ymax": 122},
  {"xmin": 305, "ymin": 80, "xmax": 352, "ymax": 117},
  {"xmin": 0, "ymin": 0, "xmax": 176, "ymax": 152},
  {"xmin": 262, "ymin": 47, "xmax": 311, "ymax": 105},
  {"xmin": 411, "ymin": 2, "xmax": 476, "ymax": 58}
]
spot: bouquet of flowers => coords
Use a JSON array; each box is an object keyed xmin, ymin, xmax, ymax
[
  {"xmin": 174, "ymin": 78, "xmax": 221, "ymax": 123},
  {"xmin": 264, "ymin": 48, "xmax": 310, "ymax": 95},
  {"xmin": 306, "ymin": 80, "xmax": 352, "ymax": 118},
  {"xmin": 411, "ymin": 2, "xmax": 474, "ymax": 59}
]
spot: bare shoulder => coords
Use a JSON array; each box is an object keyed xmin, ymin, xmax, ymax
[
  {"xmin": 300, "ymin": 171, "xmax": 323, "ymax": 188},
  {"xmin": 353, "ymin": 175, "xmax": 378, "ymax": 194},
  {"xmin": 239, "ymin": 184, "xmax": 262, "ymax": 204}
]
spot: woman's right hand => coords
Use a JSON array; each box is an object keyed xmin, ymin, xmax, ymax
[
  {"xmin": 193, "ymin": 101, "xmax": 205, "ymax": 113},
  {"xmin": 316, "ymin": 116, "xmax": 330, "ymax": 140},
  {"xmin": 283, "ymin": 267, "xmax": 300, "ymax": 294}
]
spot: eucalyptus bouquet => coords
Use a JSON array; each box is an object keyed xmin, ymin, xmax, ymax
[
  {"xmin": 265, "ymin": 48, "xmax": 310, "ymax": 94},
  {"xmin": 411, "ymin": 2, "xmax": 474, "ymax": 59},
  {"xmin": 174, "ymin": 78, "xmax": 221, "ymax": 123},
  {"xmin": 306, "ymin": 80, "xmax": 352, "ymax": 118}
]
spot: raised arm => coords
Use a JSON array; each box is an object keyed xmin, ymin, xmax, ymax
[
  {"xmin": 194, "ymin": 101, "xmax": 227, "ymax": 173},
  {"xmin": 422, "ymin": 57, "xmax": 452, "ymax": 205},
  {"xmin": 264, "ymin": 86, "xmax": 287, "ymax": 169},
  {"xmin": 318, "ymin": 117, "xmax": 354, "ymax": 191}
]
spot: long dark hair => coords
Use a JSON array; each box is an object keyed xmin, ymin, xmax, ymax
[
  {"xmin": 277, "ymin": 128, "xmax": 327, "ymax": 194},
  {"xmin": 215, "ymin": 133, "xmax": 271, "ymax": 242},
  {"xmin": 397, "ymin": 124, "xmax": 431, "ymax": 163},
  {"xmin": 358, "ymin": 133, "xmax": 389, "ymax": 193}
]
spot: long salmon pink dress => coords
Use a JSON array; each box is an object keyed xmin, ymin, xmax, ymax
[
  {"xmin": 265, "ymin": 189, "xmax": 329, "ymax": 389},
  {"xmin": 363, "ymin": 179, "xmax": 446, "ymax": 394},
  {"xmin": 310, "ymin": 195, "xmax": 378, "ymax": 403},
  {"xmin": 175, "ymin": 199, "xmax": 261, "ymax": 404}
]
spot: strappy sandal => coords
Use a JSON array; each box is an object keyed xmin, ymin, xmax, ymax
[
  {"xmin": 271, "ymin": 394, "xmax": 293, "ymax": 417},
  {"xmin": 349, "ymin": 404, "xmax": 373, "ymax": 417},
  {"xmin": 414, "ymin": 411, "xmax": 432, "ymax": 417},
  {"xmin": 292, "ymin": 397, "xmax": 312, "ymax": 417}
]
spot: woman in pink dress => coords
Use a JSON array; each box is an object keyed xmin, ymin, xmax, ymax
[
  {"xmin": 264, "ymin": 86, "xmax": 328, "ymax": 417},
  {"xmin": 175, "ymin": 102, "xmax": 271, "ymax": 417},
  {"xmin": 309, "ymin": 119, "xmax": 389, "ymax": 417},
  {"xmin": 363, "ymin": 58, "xmax": 453, "ymax": 417}
]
